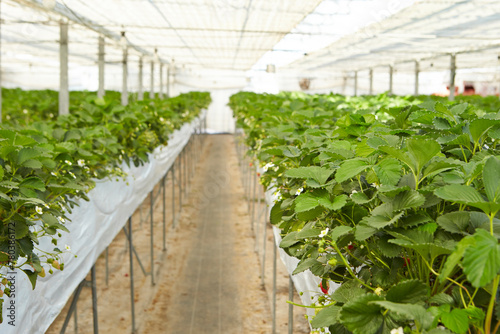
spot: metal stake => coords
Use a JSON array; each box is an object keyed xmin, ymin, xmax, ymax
[
  {"xmin": 105, "ymin": 247, "xmax": 109, "ymax": 286},
  {"xmin": 150, "ymin": 191, "xmax": 155, "ymax": 286},
  {"xmin": 288, "ymin": 277, "xmax": 294, "ymax": 334},
  {"xmin": 272, "ymin": 232, "xmax": 277, "ymax": 334},
  {"xmin": 127, "ymin": 217, "xmax": 136, "ymax": 333},
  {"xmin": 91, "ymin": 265, "xmax": 99, "ymax": 334},
  {"xmin": 162, "ymin": 174, "xmax": 167, "ymax": 251},
  {"xmin": 172, "ymin": 164, "xmax": 176, "ymax": 228},
  {"xmin": 261, "ymin": 217, "xmax": 268, "ymax": 286},
  {"xmin": 60, "ymin": 280, "xmax": 85, "ymax": 334}
]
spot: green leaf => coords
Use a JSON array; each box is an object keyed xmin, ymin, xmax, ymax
[
  {"xmin": 428, "ymin": 293, "xmax": 454, "ymax": 305},
  {"xmin": 483, "ymin": 156, "xmax": 500, "ymax": 203},
  {"xmin": 360, "ymin": 212, "xmax": 404, "ymax": 229},
  {"xmin": 17, "ymin": 147, "xmax": 41, "ymax": 165},
  {"xmin": 311, "ymin": 305, "xmax": 341, "ymax": 328},
  {"xmin": 339, "ymin": 294, "xmax": 384, "ymax": 334},
  {"xmin": 436, "ymin": 211, "xmax": 470, "ymax": 235},
  {"xmin": 439, "ymin": 236, "xmax": 475, "ymax": 283},
  {"xmin": 374, "ymin": 158, "xmax": 401, "ymax": 186},
  {"xmin": 386, "ymin": 279, "xmax": 429, "ymax": 304},
  {"xmin": 335, "ymin": 159, "xmax": 371, "ymax": 183},
  {"xmin": 406, "ymin": 138, "xmax": 441, "ymax": 176},
  {"xmin": 369, "ymin": 300, "xmax": 432, "ymax": 329},
  {"xmin": 330, "ymin": 226, "xmax": 353, "ymax": 241},
  {"xmin": 295, "ymin": 193, "xmax": 320, "ymax": 212},
  {"xmin": 331, "ymin": 280, "xmax": 364, "ymax": 303},
  {"xmin": 441, "ymin": 308, "xmax": 469, "ymax": 334},
  {"xmin": 469, "ymin": 118, "xmax": 496, "ymax": 144},
  {"xmin": 270, "ymin": 202, "xmax": 283, "ymax": 225},
  {"xmin": 379, "ymin": 146, "xmax": 417, "ymax": 175},
  {"xmin": 434, "ymin": 184, "xmax": 484, "ymax": 204},
  {"xmin": 462, "ymin": 229, "xmax": 500, "ymax": 288},
  {"xmin": 355, "ymin": 224, "xmax": 377, "ymax": 241},
  {"xmin": 22, "ymin": 159, "xmax": 43, "ymax": 169},
  {"xmin": 285, "ymin": 166, "xmax": 334, "ymax": 185},
  {"xmin": 293, "ymin": 258, "xmax": 320, "ymax": 275},
  {"xmin": 280, "ymin": 231, "xmax": 299, "ymax": 248},
  {"xmin": 422, "ymin": 160, "xmax": 457, "ymax": 181},
  {"xmin": 323, "ymin": 194, "xmax": 348, "ymax": 211},
  {"xmin": 392, "ymin": 190, "xmax": 426, "ymax": 211},
  {"xmin": 19, "ymin": 176, "xmax": 46, "ymax": 191},
  {"xmin": 22, "ymin": 269, "xmax": 38, "ymax": 290}
]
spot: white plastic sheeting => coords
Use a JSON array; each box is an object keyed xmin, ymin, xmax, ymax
[
  {"xmin": 0, "ymin": 111, "xmax": 205, "ymax": 334},
  {"xmin": 264, "ymin": 187, "xmax": 339, "ymax": 325}
]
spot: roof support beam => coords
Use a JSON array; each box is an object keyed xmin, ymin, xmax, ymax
[
  {"xmin": 369, "ymin": 68, "xmax": 373, "ymax": 95},
  {"xmin": 121, "ymin": 47, "xmax": 128, "ymax": 106},
  {"xmin": 150, "ymin": 60, "xmax": 155, "ymax": 99},
  {"xmin": 388, "ymin": 65, "xmax": 393, "ymax": 95},
  {"xmin": 414, "ymin": 60, "xmax": 420, "ymax": 96},
  {"xmin": 159, "ymin": 64, "xmax": 164, "ymax": 99},
  {"xmin": 166, "ymin": 66, "xmax": 171, "ymax": 98},
  {"xmin": 15, "ymin": 0, "xmax": 153, "ymax": 59},
  {"xmin": 59, "ymin": 20, "xmax": 69, "ymax": 116},
  {"xmin": 98, "ymin": 35, "xmax": 105, "ymax": 99},
  {"xmin": 354, "ymin": 71, "xmax": 358, "ymax": 96},
  {"xmin": 138, "ymin": 57, "xmax": 144, "ymax": 101},
  {"xmin": 449, "ymin": 54, "xmax": 456, "ymax": 101}
]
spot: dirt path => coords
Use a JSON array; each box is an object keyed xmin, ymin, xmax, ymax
[{"xmin": 47, "ymin": 134, "xmax": 310, "ymax": 334}]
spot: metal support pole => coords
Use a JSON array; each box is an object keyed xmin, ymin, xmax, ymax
[
  {"xmin": 91, "ymin": 265, "xmax": 99, "ymax": 334},
  {"xmin": 261, "ymin": 216, "xmax": 267, "ymax": 286},
  {"xmin": 105, "ymin": 247, "xmax": 109, "ymax": 286},
  {"xmin": 354, "ymin": 71, "xmax": 358, "ymax": 96},
  {"xmin": 369, "ymin": 68, "xmax": 373, "ymax": 95},
  {"xmin": 60, "ymin": 280, "xmax": 85, "ymax": 334},
  {"xmin": 414, "ymin": 60, "xmax": 420, "ymax": 96},
  {"xmin": 172, "ymin": 164, "xmax": 176, "ymax": 228},
  {"xmin": 150, "ymin": 191, "xmax": 155, "ymax": 286},
  {"xmin": 272, "ymin": 232, "xmax": 277, "ymax": 334},
  {"xmin": 159, "ymin": 64, "xmax": 164, "ymax": 99},
  {"xmin": 166, "ymin": 66, "xmax": 171, "ymax": 98},
  {"xmin": 449, "ymin": 54, "xmax": 456, "ymax": 101},
  {"xmin": 150, "ymin": 61, "xmax": 155, "ymax": 99},
  {"xmin": 121, "ymin": 46, "xmax": 128, "ymax": 106},
  {"xmin": 59, "ymin": 20, "xmax": 69, "ymax": 116},
  {"xmin": 389, "ymin": 65, "xmax": 393, "ymax": 95},
  {"xmin": 97, "ymin": 35, "xmax": 105, "ymax": 99},
  {"xmin": 288, "ymin": 277, "xmax": 294, "ymax": 334},
  {"xmin": 183, "ymin": 148, "xmax": 187, "ymax": 197},
  {"xmin": 162, "ymin": 174, "xmax": 166, "ymax": 251},
  {"xmin": 178, "ymin": 156, "xmax": 182, "ymax": 214},
  {"xmin": 138, "ymin": 57, "xmax": 144, "ymax": 101},
  {"xmin": 127, "ymin": 217, "xmax": 136, "ymax": 333},
  {"xmin": 250, "ymin": 167, "xmax": 256, "ymax": 230}
]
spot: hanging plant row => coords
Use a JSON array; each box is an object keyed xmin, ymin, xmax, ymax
[
  {"xmin": 230, "ymin": 91, "xmax": 500, "ymax": 334},
  {"xmin": 0, "ymin": 90, "xmax": 211, "ymax": 320}
]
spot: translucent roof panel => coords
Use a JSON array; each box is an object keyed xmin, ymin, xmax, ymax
[{"xmin": 284, "ymin": 0, "xmax": 500, "ymax": 74}]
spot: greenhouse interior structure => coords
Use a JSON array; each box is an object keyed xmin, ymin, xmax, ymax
[{"xmin": 1, "ymin": 0, "xmax": 500, "ymax": 333}]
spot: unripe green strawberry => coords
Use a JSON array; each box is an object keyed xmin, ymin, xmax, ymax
[
  {"xmin": 328, "ymin": 258, "xmax": 338, "ymax": 266},
  {"xmin": 38, "ymin": 267, "xmax": 46, "ymax": 277}
]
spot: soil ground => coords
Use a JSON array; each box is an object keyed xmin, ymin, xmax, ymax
[{"xmin": 46, "ymin": 134, "xmax": 310, "ymax": 334}]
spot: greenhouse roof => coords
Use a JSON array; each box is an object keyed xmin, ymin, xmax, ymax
[{"xmin": 2, "ymin": 0, "xmax": 500, "ymax": 85}]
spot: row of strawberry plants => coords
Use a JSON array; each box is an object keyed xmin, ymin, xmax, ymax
[
  {"xmin": 230, "ymin": 91, "xmax": 500, "ymax": 334},
  {"xmin": 0, "ymin": 91, "xmax": 210, "ymax": 315}
]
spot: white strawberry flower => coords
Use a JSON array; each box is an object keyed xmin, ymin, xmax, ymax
[
  {"xmin": 77, "ymin": 159, "xmax": 85, "ymax": 167},
  {"xmin": 35, "ymin": 206, "xmax": 43, "ymax": 215},
  {"xmin": 65, "ymin": 160, "xmax": 72, "ymax": 166},
  {"xmin": 319, "ymin": 228, "xmax": 329, "ymax": 238},
  {"xmin": 390, "ymin": 327, "xmax": 404, "ymax": 334},
  {"xmin": 69, "ymin": 171, "xmax": 76, "ymax": 179},
  {"xmin": 263, "ymin": 162, "xmax": 275, "ymax": 172},
  {"xmin": 64, "ymin": 244, "xmax": 71, "ymax": 251},
  {"xmin": 58, "ymin": 216, "xmax": 65, "ymax": 223},
  {"xmin": 295, "ymin": 187, "xmax": 304, "ymax": 196}
]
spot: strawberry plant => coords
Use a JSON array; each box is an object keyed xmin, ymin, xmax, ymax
[
  {"xmin": 231, "ymin": 92, "xmax": 500, "ymax": 334},
  {"xmin": 0, "ymin": 90, "xmax": 211, "ymax": 322}
]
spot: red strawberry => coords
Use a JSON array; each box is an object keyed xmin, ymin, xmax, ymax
[
  {"xmin": 320, "ymin": 281, "xmax": 329, "ymax": 294},
  {"xmin": 403, "ymin": 257, "xmax": 411, "ymax": 267}
]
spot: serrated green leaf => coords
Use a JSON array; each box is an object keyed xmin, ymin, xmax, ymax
[
  {"xmin": 332, "ymin": 280, "xmax": 365, "ymax": 304},
  {"xmin": 335, "ymin": 159, "xmax": 371, "ymax": 183},
  {"xmin": 483, "ymin": 156, "xmax": 500, "ymax": 203},
  {"xmin": 434, "ymin": 184, "xmax": 484, "ymax": 204},
  {"xmin": 19, "ymin": 176, "xmax": 46, "ymax": 191},
  {"xmin": 462, "ymin": 229, "xmax": 500, "ymax": 288},
  {"xmin": 428, "ymin": 293, "xmax": 454, "ymax": 305},
  {"xmin": 439, "ymin": 236, "xmax": 475, "ymax": 283},
  {"xmin": 406, "ymin": 138, "xmax": 441, "ymax": 176},
  {"xmin": 360, "ymin": 212, "xmax": 404, "ymax": 229},
  {"xmin": 374, "ymin": 158, "xmax": 401, "ymax": 186},
  {"xmin": 280, "ymin": 231, "xmax": 299, "ymax": 248},
  {"xmin": 293, "ymin": 258, "xmax": 320, "ymax": 275},
  {"xmin": 355, "ymin": 224, "xmax": 378, "ymax": 241},
  {"xmin": 469, "ymin": 118, "xmax": 497, "ymax": 144},
  {"xmin": 285, "ymin": 166, "xmax": 334, "ymax": 185},
  {"xmin": 311, "ymin": 305, "xmax": 341, "ymax": 328},
  {"xmin": 369, "ymin": 300, "xmax": 432, "ymax": 329},
  {"xmin": 441, "ymin": 308, "xmax": 469, "ymax": 334},
  {"xmin": 330, "ymin": 226, "xmax": 353, "ymax": 241},
  {"xmin": 386, "ymin": 279, "xmax": 429, "ymax": 304},
  {"xmin": 392, "ymin": 190, "xmax": 426, "ymax": 211},
  {"xmin": 22, "ymin": 269, "xmax": 38, "ymax": 290},
  {"xmin": 436, "ymin": 211, "xmax": 470, "ymax": 234},
  {"xmin": 339, "ymin": 294, "xmax": 384, "ymax": 334},
  {"xmin": 295, "ymin": 193, "xmax": 319, "ymax": 212}
]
